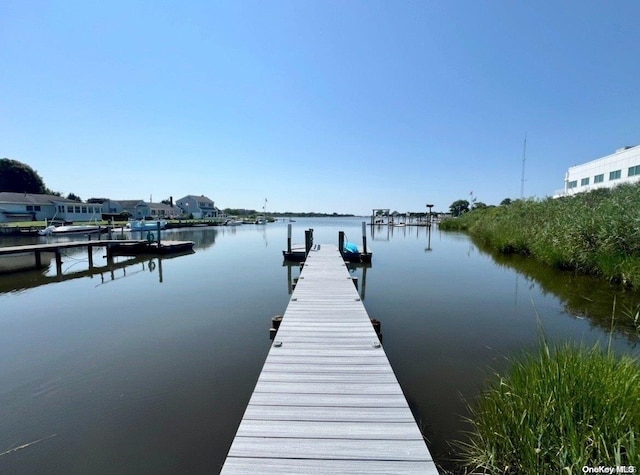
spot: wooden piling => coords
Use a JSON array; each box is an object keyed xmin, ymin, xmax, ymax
[
  {"xmin": 362, "ymin": 221, "xmax": 367, "ymax": 255},
  {"xmin": 304, "ymin": 229, "xmax": 313, "ymax": 256},
  {"xmin": 287, "ymin": 224, "xmax": 292, "ymax": 254}
]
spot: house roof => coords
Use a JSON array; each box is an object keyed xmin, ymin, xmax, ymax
[
  {"xmin": 149, "ymin": 202, "xmax": 176, "ymax": 211},
  {"xmin": 114, "ymin": 200, "xmax": 147, "ymax": 208},
  {"xmin": 0, "ymin": 192, "xmax": 78, "ymax": 205},
  {"xmin": 178, "ymin": 195, "xmax": 214, "ymax": 204}
]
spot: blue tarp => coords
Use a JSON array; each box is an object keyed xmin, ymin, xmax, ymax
[{"xmin": 343, "ymin": 241, "xmax": 359, "ymax": 254}]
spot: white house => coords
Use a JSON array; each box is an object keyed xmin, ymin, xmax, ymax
[
  {"xmin": 176, "ymin": 195, "xmax": 219, "ymax": 219},
  {"xmin": 557, "ymin": 145, "xmax": 640, "ymax": 197},
  {"xmin": 0, "ymin": 192, "xmax": 103, "ymax": 223},
  {"xmin": 101, "ymin": 199, "xmax": 151, "ymax": 219},
  {"xmin": 149, "ymin": 201, "xmax": 180, "ymax": 218}
]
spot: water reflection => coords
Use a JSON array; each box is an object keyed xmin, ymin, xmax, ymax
[
  {"xmin": 470, "ymin": 237, "xmax": 640, "ymax": 342},
  {"xmin": 0, "ymin": 249, "xmax": 192, "ymax": 295}
]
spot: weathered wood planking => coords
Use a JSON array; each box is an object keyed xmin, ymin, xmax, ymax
[{"xmin": 221, "ymin": 244, "xmax": 438, "ymax": 474}]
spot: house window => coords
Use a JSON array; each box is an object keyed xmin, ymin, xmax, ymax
[
  {"xmin": 628, "ymin": 165, "xmax": 640, "ymax": 177},
  {"xmin": 594, "ymin": 174, "xmax": 604, "ymax": 183},
  {"xmin": 568, "ymin": 180, "xmax": 578, "ymax": 189},
  {"xmin": 581, "ymin": 178, "xmax": 589, "ymax": 186},
  {"xmin": 81, "ymin": 206, "xmax": 87, "ymax": 213},
  {"xmin": 67, "ymin": 206, "xmax": 74, "ymax": 213},
  {"xmin": 610, "ymin": 170, "xmax": 621, "ymax": 180},
  {"xmin": 74, "ymin": 206, "xmax": 81, "ymax": 213},
  {"xmin": 26, "ymin": 205, "xmax": 34, "ymax": 211}
]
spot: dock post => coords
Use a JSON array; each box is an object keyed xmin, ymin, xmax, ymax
[
  {"xmin": 287, "ymin": 224, "xmax": 292, "ymax": 254},
  {"xmin": 156, "ymin": 221, "xmax": 161, "ymax": 247},
  {"xmin": 338, "ymin": 231, "xmax": 345, "ymax": 258},
  {"xmin": 55, "ymin": 250, "xmax": 62, "ymax": 276},
  {"xmin": 362, "ymin": 221, "xmax": 367, "ymax": 255},
  {"xmin": 304, "ymin": 229, "xmax": 313, "ymax": 256},
  {"xmin": 87, "ymin": 245, "xmax": 94, "ymax": 268},
  {"xmin": 35, "ymin": 251, "xmax": 42, "ymax": 269}
]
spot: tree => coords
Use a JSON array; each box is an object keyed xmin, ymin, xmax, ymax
[
  {"xmin": 0, "ymin": 158, "xmax": 48, "ymax": 193},
  {"xmin": 472, "ymin": 202, "xmax": 487, "ymax": 210},
  {"xmin": 449, "ymin": 199, "xmax": 469, "ymax": 217},
  {"xmin": 500, "ymin": 198, "xmax": 512, "ymax": 206},
  {"xmin": 66, "ymin": 192, "xmax": 82, "ymax": 202}
]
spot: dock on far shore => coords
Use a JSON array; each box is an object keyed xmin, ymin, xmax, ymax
[
  {"xmin": 0, "ymin": 239, "xmax": 194, "ymax": 275},
  {"xmin": 221, "ymin": 243, "xmax": 437, "ymax": 474}
]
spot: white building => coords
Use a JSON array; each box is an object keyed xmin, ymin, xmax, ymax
[
  {"xmin": 0, "ymin": 193, "xmax": 103, "ymax": 223},
  {"xmin": 557, "ymin": 145, "xmax": 640, "ymax": 197},
  {"xmin": 176, "ymin": 195, "xmax": 219, "ymax": 219}
]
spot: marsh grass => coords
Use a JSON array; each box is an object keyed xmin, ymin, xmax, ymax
[
  {"xmin": 439, "ymin": 184, "xmax": 640, "ymax": 287},
  {"xmin": 459, "ymin": 336, "xmax": 640, "ymax": 474}
]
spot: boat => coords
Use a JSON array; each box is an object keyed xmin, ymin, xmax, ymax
[
  {"xmin": 38, "ymin": 223, "xmax": 103, "ymax": 236},
  {"xmin": 255, "ymin": 198, "xmax": 268, "ymax": 225},
  {"xmin": 224, "ymin": 219, "xmax": 242, "ymax": 226},
  {"xmin": 125, "ymin": 219, "xmax": 168, "ymax": 231}
]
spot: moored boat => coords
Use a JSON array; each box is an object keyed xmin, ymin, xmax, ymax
[
  {"xmin": 38, "ymin": 224, "xmax": 103, "ymax": 236},
  {"xmin": 125, "ymin": 219, "xmax": 167, "ymax": 231}
]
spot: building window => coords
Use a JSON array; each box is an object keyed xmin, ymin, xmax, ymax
[
  {"xmin": 81, "ymin": 206, "xmax": 87, "ymax": 213},
  {"xmin": 629, "ymin": 165, "xmax": 640, "ymax": 177},
  {"xmin": 26, "ymin": 205, "xmax": 33, "ymax": 211},
  {"xmin": 568, "ymin": 180, "xmax": 578, "ymax": 189},
  {"xmin": 594, "ymin": 174, "xmax": 604, "ymax": 183},
  {"xmin": 67, "ymin": 206, "xmax": 74, "ymax": 213},
  {"xmin": 610, "ymin": 170, "xmax": 621, "ymax": 180},
  {"xmin": 581, "ymin": 178, "xmax": 590, "ymax": 186},
  {"xmin": 74, "ymin": 206, "xmax": 81, "ymax": 213}
]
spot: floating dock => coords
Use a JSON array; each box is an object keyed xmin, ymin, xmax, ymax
[
  {"xmin": 222, "ymin": 244, "xmax": 437, "ymax": 474},
  {"xmin": 282, "ymin": 223, "xmax": 372, "ymax": 263},
  {"xmin": 107, "ymin": 240, "xmax": 194, "ymax": 256},
  {"xmin": 0, "ymin": 239, "xmax": 194, "ymax": 274}
]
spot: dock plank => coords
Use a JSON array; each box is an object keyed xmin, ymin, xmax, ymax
[{"xmin": 221, "ymin": 244, "xmax": 437, "ymax": 474}]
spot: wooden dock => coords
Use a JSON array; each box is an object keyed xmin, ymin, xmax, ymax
[
  {"xmin": 0, "ymin": 239, "xmax": 194, "ymax": 274},
  {"xmin": 221, "ymin": 244, "xmax": 438, "ymax": 474}
]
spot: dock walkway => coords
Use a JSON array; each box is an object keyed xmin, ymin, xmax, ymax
[
  {"xmin": 221, "ymin": 244, "xmax": 437, "ymax": 474},
  {"xmin": 0, "ymin": 239, "xmax": 194, "ymax": 275}
]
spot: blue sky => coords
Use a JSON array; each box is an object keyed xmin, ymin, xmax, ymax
[{"xmin": 2, "ymin": 1, "xmax": 639, "ymax": 215}]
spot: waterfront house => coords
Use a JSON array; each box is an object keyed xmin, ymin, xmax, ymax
[
  {"xmin": 101, "ymin": 199, "xmax": 151, "ymax": 219},
  {"xmin": 556, "ymin": 145, "xmax": 640, "ymax": 197},
  {"xmin": 149, "ymin": 201, "xmax": 180, "ymax": 218},
  {"xmin": 0, "ymin": 192, "xmax": 103, "ymax": 223},
  {"xmin": 176, "ymin": 195, "xmax": 220, "ymax": 219}
]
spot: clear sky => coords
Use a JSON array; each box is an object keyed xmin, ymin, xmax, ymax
[{"xmin": 2, "ymin": 1, "xmax": 639, "ymax": 215}]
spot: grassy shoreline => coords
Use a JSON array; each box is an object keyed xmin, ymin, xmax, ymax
[
  {"xmin": 459, "ymin": 338, "xmax": 640, "ymax": 473},
  {"xmin": 439, "ymin": 184, "xmax": 640, "ymax": 287}
]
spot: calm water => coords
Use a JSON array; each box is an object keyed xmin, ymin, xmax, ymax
[{"xmin": 1, "ymin": 218, "xmax": 638, "ymax": 474}]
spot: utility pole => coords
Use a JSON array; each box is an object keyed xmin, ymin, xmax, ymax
[{"xmin": 520, "ymin": 134, "xmax": 527, "ymax": 199}]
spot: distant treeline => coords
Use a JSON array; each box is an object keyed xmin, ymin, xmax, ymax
[
  {"xmin": 439, "ymin": 183, "xmax": 640, "ymax": 287},
  {"xmin": 223, "ymin": 208, "xmax": 355, "ymax": 218}
]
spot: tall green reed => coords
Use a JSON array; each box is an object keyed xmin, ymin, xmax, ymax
[
  {"xmin": 439, "ymin": 184, "xmax": 640, "ymax": 287},
  {"xmin": 459, "ymin": 336, "xmax": 640, "ymax": 474}
]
